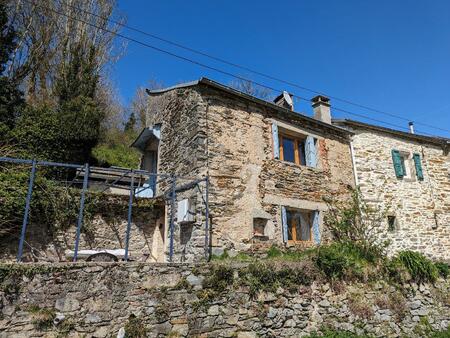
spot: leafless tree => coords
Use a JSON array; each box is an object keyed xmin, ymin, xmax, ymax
[
  {"xmin": 130, "ymin": 79, "xmax": 164, "ymax": 129},
  {"xmin": 230, "ymin": 78, "xmax": 273, "ymax": 101},
  {"xmin": 5, "ymin": 0, "xmax": 125, "ymax": 105}
]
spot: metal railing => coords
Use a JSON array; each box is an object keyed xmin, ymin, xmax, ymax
[{"xmin": 0, "ymin": 157, "xmax": 210, "ymax": 263}]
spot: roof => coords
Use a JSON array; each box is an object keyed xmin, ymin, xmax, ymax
[
  {"xmin": 130, "ymin": 127, "xmax": 161, "ymax": 152},
  {"xmin": 146, "ymin": 77, "xmax": 352, "ymax": 138},
  {"xmin": 333, "ymin": 119, "xmax": 450, "ymax": 147}
]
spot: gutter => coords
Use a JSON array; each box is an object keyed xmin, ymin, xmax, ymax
[{"xmin": 349, "ymin": 138, "xmax": 359, "ymax": 186}]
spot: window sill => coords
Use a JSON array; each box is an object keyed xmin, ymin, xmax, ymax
[{"xmin": 275, "ymin": 159, "xmax": 321, "ymax": 171}]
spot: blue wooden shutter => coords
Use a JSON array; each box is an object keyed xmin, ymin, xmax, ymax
[
  {"xmin": 272, "ymin": 123, "xmax": 279, "ymax": 159},
  {"xmin": 413, "ymin": 153, "xmax": 424, "ymax": 180},
  {"xmin": 391, "ymin": 149, "xmax": 404, "ymax": 178},
  {"xmin": 281, "ymin": 206, "xmax": 288, "ymax": 242},
  {"xmin": 312, "ymin": 211, "xmax": 321, "ymax": 244},
  {"xmin": 305, "ymin": 136, "xmax": 317, "ymax": 168}
]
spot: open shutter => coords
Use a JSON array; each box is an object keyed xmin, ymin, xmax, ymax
[
  {"xmin": 281, "ymin": 206, "xmax": 288, "ymax": 242},
  {"xmin": 413, "ymin": 153, "xmax": 424, "ymax": 181},
  {"xmin": 305, "ymin": 136, "xmax": 317, "ymax": 168},
  {"xmin": 391, "ymin": 150, "xmax": 404, "ymax": 178},
  {"xmin": 312, "ymin": 211, "xmax": 321, "ymax": 244},
  {"xmin": 272, "ymin": 123, "xmax": 280, "ymax": 159}
]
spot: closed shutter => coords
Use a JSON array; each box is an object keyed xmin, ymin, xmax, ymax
[
  {"xmin": 391, "ymin": 149, "xmax": 404, "ymax": 178},
  {"xmin": 281, "ymin": 206, "xmax": 288, "ymax": 242},
  {"xmin": 305, "ymin": 136, "xmax": 317, "ymax": 168},
  {"xmin": 413, "ymin": 153, "xmax": 424, "ymax": 180},
  {"xmin": 312, "ymin": 211, "xmax": 321, "ymax": 244},
  {"xmin": 272, "ymin": 123, "xmax": 280, "ymax": 159}
]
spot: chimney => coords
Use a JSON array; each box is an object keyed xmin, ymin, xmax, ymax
[
  {"xmin": 311, "ymin": 95, "xmax": 331, "ymax": 124},
  {"xmin": 409, "ymin": 122, "xmax": 415, "ymax": 134},
  {"xmin": 274, "ymin": 91, "xmax": 294, "ymax": 111}
]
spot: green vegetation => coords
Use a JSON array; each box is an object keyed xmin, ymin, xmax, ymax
[
  {"xmin": 124, "ymin": 314, "xmax": 147, "ymax": 338},
  {"xmin": 435, "ymin": 262, "xmax": 450, "ymax": 279},
  {"xmin": 27, "ymin": 306, "xmax": 56, "ymax": 331},
  {"xmin": 397, "ymin": 250, "xmax": 439, "ymax": 283},
  {"xmin": 304, "ymin": 329, "xmax": 372, "ymax": 338}
]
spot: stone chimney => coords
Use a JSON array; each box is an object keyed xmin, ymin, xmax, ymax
[
  {"xmin": 274, "ymin": 91, "xmax": 294, "ymax": 111},
  {"xmin": 311, "ymin": 95, "xmax": 331, "ymax": 124}
]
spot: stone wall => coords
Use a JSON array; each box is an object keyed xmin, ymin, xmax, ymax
[
  {"xmin": 199, "ymin": 86, "xmax": 354, "ymax": 253},
  {"xmin": 0, "ymin": 196, "xmax": 165, "ymax": 263},
  {"xmin": 350, "ymin": 128, "xmax": 450, "ymax": 260},
  {"xmin": 1, "ymin": 262, "xmax": 450, "ymax": 337}
]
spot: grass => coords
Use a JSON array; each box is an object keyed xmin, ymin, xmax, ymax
[{"xmin": 397, "ymin": 250, "xmax": 438, "ymax": 283}]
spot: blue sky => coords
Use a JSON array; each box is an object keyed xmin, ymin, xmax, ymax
[{"xmin": 114, "ymin": 0, "xmax": 450, "ymax": 138}]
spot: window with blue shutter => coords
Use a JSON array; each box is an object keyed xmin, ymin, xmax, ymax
[
  {"xmin": 305, "ymin": 136, "xmax": 317, "ymax": 168},
  {"xmin": 391, "ymin": 149, "xmax": 404, "ymax": 178},
  {"xmin": 413, "ymin": 153, "xmax": 424, "ymax": 180},
  {"xmin": 272, "ymin": 123, "xmax": 280, "ymax": 159}
]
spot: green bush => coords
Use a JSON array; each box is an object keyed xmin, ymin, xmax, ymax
[
  {"xmin": 435, "ymin": 262, "xmax": 449, "ymax": 279},
  {"xmin": 124, "ymin": 314, "xmax": 147, "ymax": 338},
  {"xmin": 398, "ymin": 250, "xmax": 438, "ymax": 283},
  {"xmin": 304, "ymin": 329, "xmax": 371, "ymax": 338},
  {"xmin": 239, "ymin": 262, "xmax": 312, "ymax": 297},
  {"xmin": 203, "ymin": 264, "xmax": 234, "ymax": 292}
]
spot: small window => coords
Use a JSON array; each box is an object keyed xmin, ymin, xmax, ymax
[
  {"xmin": 387, "ymin": 216, "xmax": 397, "ymax": 232},
  {"xmin": 279, "ymin": 134, "xmax": 307, "ymax": 166},
  {"xmin": 286, "ymin": 209, "xmax": 312, "ymax": 242}
]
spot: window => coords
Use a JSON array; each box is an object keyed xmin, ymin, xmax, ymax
[
  {"xmin": 286, "ymin": 209, "xmax": 313, "ymax": 242},
  {"xmin": 387, "ymin": 216, "xmax": 397, "ymax": 232},
  {"xmin": 279, "ymin": 134, "xmax": 307, "ymax": 166},
  {"xmin": 392, "ymin": 149, "xmax": 424, "ymax": 180}
]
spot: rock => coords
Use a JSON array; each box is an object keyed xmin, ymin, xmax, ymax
[
  {"xmin": 208, "ymin": 305, "xmax": 220, "ymax": 316},
  {"xmin": 55, "ymin": 297, "xmax": 80, "ymax": 312},
  {"xmin": 186, "ymin": 274, "xmax": 204, "ymax": 287},
  {"xmin": 85, "ymin": 313, "xmax": 102, "ymax": 323},
  {"xmin": 284, "ymin": 319, "xmax": 296, "ymax": 327},
  {"xmin": 172, "ymin": 324, "xmax": 189, "ymax": 336},
  {"xmin": 211, "ymin": 247, "xmax": 225, "ymax": 257},
  {"xmin": 319, "ymin": 300, "xmax": 331, "ymax": 307},
  {"xmin": 267, "ymin": 307, "xmax": 277, "ymax": 319},
  {"xmin": 411, "ymin": 308, "xmax": 428, "ymax": 316},
  {"xmin": 409, "ymin": 300, "xmax": 422, "ymax": 310},
  {"xmin": 2, "ymin": 305, "xmax": 15, "ymax": 316},
  {"xmin": 257, "ymin": 292, "xmax": 277, "ymax": 303},
  {"xmin": 237, "ymin": 332, "xmax": 257, "ymax": 338},
  {"xmin": 93, "ymin": 326, "xmax": 108, "ymax": 338}
]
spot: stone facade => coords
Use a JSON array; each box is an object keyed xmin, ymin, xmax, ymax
[
  {"xmin": 0, "ymin": 196, "xmax": 165, "ymax": 263},
  {"xmin": 1, "ymin": 262, "xmax": 450, "ymax": 337},
  {"xmin": 336, "ymin": 121, "xmax": 450, "ymax": 260},
  {"xmin": 145, "ymin": 79, "xmax": 354, "ymax": 261}
]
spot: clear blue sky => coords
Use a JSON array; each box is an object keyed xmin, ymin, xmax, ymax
[{"xmin": 114, "ymin": 0, "xmax": 450, "ymax": 138}]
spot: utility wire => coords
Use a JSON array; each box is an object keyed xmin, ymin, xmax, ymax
[
  {"xmin": 26, "ymin": 1, "xmax": 442, "ymax": 137},
  {"xmin": 34, "ymin": 0, "xmax": 450, "ymax": 135}
]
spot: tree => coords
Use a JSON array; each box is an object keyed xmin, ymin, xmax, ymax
[
  {"xmin": 230, "ymin": 79, "xmax": 273, "ymax": 101},
  {"xmin": 0, "ymin": 0, "xmax": 25, "ymax": 136}
]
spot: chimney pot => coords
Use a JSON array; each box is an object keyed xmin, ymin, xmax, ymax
[
  {"xmin": 311, "ymin": 95, "xmax": 331, "ymax": 124},
  {"xmin": 409, "ymin": 122, "xmax": 415, "ymax": 134}
]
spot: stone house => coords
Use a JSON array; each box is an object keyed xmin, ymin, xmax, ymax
[
  {"xmin": 132, "ymin": 78, "xmax": 355, "ymax": 262},
  {"xmin": 334, "ymin": 119, "xmax": 450, "ymax": 260}
]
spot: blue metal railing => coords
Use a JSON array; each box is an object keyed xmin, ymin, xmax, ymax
[{"xmin": 0, "ymin": 156, "xmax": 210, "ymax": 263}]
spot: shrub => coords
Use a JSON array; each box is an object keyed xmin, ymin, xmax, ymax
[
  {"xmin": 398, "ymin": 251, "xmax": 438, "ymax": 283},
  {"xmin": 124, "ymin": 314, "xmax": 147, "ymax": 338},
  {"xmin": 304, "ymin": 329, "xmax": 371, "ymax": 338},
  {"xmin": 239, "ymin": 262, "xmax": 313, "ymax": 297},
  {"xmin": 203, "ymin": 264, "xmax": 234, "ymax": 292},
  {"xmin": 435, "ymin": 262, "xmax": 449, "ymax": 279}
]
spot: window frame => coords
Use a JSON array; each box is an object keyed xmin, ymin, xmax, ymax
[
  {"xmin": 279, "ymin": 133, "xmax": 307, "ymax": 166},
  {"xmin": 286, "ymin": 208, "xmax": 313, "ymax": 243}
]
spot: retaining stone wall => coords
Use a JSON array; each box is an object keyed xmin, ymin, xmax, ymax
[{"xmin": 1, "ymin": 262, "xmax": 449, "ymax": 337}]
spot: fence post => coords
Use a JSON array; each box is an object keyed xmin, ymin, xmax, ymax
[
  {"xmin": 124, "ymin": 171, "xmax": 134, "ymax": 261},
  {"xmin": 73, "ymin": 163, "xmax": 89, "ymax": 262},
  {"xmin": 204, "ymin": 176, "xmax": 210, "ymax": 261},
  {"xmin": 17, "ymin": 159, "xmax": 37, "ymax": 262},
  {"xmin": 169, "ymin": 175, "xmax": 176, "ymax": 262}
]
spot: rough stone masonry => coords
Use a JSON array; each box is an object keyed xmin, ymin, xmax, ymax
[
  {"xmin": 1, "ymin": 262, "xmax": 450, "ymax": 337},
  {"xmin": 145, "ymin": 79, "xmax": 355, "ymax": 262}
]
